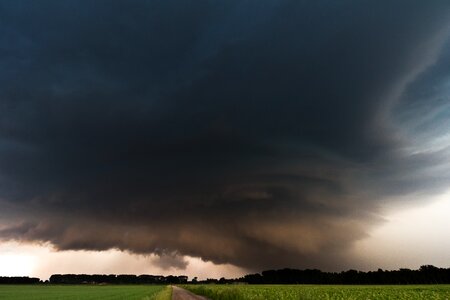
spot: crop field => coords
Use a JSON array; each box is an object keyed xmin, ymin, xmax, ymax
[
  {"xmin": 183, "ymin": 284, "xmax": 450, "ymax": 299},
  {"xmin": 0, "ymin": 284, "xmax": 171, "ymax": 300}
]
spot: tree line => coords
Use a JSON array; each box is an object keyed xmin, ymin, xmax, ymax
[
  {"xmin": 0, "ymin": 274, "xmax": 188, "ymax": 284},
  {"xmin": 1, "ymin": 265, "xmax": 449, "ymax": 284},
  {"xmin": 0, "ymin": 277, "xmax": 40, "ymax": 284},
  {"xmin": 201, "ymin": 265, "xmax": 450, "ymax": 284}
]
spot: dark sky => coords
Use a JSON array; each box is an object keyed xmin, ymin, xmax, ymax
[{"xmin": 1, "ymin": 0, "xmax": 450, "ymax": 272}]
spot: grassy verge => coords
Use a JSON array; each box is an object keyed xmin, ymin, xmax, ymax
[{"xmin": 154, "ymin": 285, "xmax": 172, "ymax": 300}]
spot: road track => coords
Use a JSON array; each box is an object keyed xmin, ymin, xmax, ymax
[{"xmin": 171, "ymin": 286, "xmax": 209, "ymax": 300}]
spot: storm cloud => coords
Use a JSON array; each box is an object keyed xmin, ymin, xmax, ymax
[{"xmin": 1, "ymin": 0, "xmax": 450, "ymax": 271}]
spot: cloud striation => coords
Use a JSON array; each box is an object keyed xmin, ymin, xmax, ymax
[{"xmin": 1, "ymin": 0, "xmax": 450, "ymax": 271}]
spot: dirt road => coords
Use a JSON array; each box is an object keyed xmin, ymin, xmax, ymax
[{"xmin": 171, "ymin": 286, "xmax": 209, "ymax": 300}]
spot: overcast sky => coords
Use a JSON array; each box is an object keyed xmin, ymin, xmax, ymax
[{"xmin": 1, "ymin": 0, "xmax": 450, "ymax": 279}]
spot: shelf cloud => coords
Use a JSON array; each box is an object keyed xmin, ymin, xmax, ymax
[{"xmin": 1, "ymin": 0, "xmax": 450, "ymax": 271}]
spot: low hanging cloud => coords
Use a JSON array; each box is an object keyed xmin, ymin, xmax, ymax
[{"xmin": 1, "ymin": 0, "xmax": 450, "ymax": 271}]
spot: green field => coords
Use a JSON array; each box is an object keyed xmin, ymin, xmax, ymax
[
  {"xmin": 0, "ymin": 285, "xmax": 171, "ymax": 300},
  {"xmin": 2, "ymin": 284, "xmax": 450, "ymax": 299},
  {"xmin": 183, "ymin": 284, "xmax": 450, "ymax": 300}
]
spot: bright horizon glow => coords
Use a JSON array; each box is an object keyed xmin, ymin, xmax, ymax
[
  {"xmin": 352, "ymin": 190, "xmax": 450, "ymax": 270},
  {"xmin": 0, "ymin": 247, "xmax": 35, "ymax": 277},
  {"xmin": 0, "ymin": 242, "xmax": 246, "ymax": 280}
]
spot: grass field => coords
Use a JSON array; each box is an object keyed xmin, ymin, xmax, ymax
[
  {"xmin": 183, "ymin": 284, "xmax": 450, "ymax": 299},
  {"xmin": 0, "ymin": 284, "xmax": 171, "ymax": 300}
]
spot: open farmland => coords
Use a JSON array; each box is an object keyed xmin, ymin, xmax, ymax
[
  {"xmin": 183, "ymin": 284, "xmax": 450, "ymax": 300},
  {"xmin": 0, "ymin": 284, "xmax": 171, "ymax": 300}
]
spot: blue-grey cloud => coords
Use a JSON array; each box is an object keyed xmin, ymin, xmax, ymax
[{"xmin": 0, "ymin": 0, "xmax": 449, "ymax": 271}]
